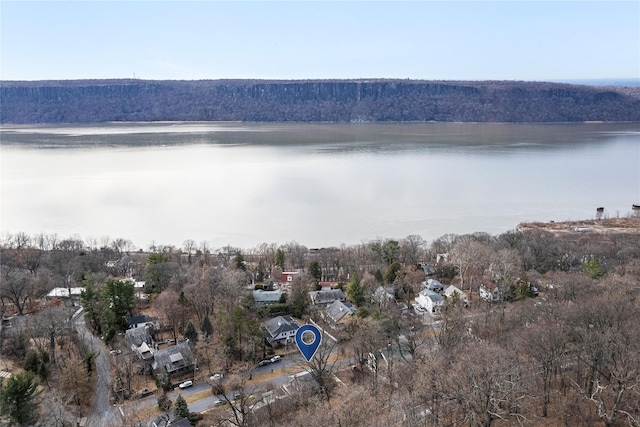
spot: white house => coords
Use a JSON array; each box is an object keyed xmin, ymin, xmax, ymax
[
  {"xmin": 262, "ymin": 315, "xmax": 301, "ymax": 346},
  {"xmin": 442, "ymin": 285, "xmax": 469, "ymax": 307},
  {"xmin": 46, "ymin": 287, "xmax": 84, "ymax": 299},
  {"xmin": 416, "ymin": 289, "xmax": 445, "ymax": 314},
  {"xmin": 371, "ymin": 286, "xmax": 395, "ymax": 307},
  {"xmin": 479, "ymin": 284, "xmax": 502, "ymax": 302}
]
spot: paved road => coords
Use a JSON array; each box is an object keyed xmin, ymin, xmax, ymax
[{"xmin": 74, "ymin": 314, "xmax": 120, "ymax": 426}]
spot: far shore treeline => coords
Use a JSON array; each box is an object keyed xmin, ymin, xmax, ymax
[{"xmin": 2, "ymin": 79, "xmax": 640, "ymax": 124}]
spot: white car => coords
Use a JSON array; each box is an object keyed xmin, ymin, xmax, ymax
[
  {"xmin": 178, "ymin": 380, "xmax": 193, "ymax": 389},
  {"xmin": 210, "ymin": 373, "xmax": 223, "ymax": 381},
  {"xmin": 270, "ymin": 355, "xmax": 281, "ymax": 363}
]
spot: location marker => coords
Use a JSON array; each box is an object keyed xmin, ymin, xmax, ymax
[{"xmin": 295, "ymin": 324, "xmax": 322, "ymax": 362}]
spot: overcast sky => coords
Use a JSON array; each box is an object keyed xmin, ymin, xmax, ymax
[{"xmin": 1, "ymin": 1, "xmax": 638, "ymax": 82}]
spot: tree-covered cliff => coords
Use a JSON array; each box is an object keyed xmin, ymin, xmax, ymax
[{"xmin": 2, "ymin": 79, "xmax": 639, "ymax": 124}]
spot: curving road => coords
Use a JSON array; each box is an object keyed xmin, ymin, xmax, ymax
[{"xmin": 74, "ymin": 313, "xmax": 120, "ymax": 426}]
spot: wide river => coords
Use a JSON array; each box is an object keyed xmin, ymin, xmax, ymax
[{"xmin": 1, "ymin": 122, "xmax": 638, "ymax": 249}]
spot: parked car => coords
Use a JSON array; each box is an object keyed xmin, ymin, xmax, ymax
[
  {"xmin": 109, "ymin": 349, "xmax": 121, "ymax": 355},
  {"xmin": 179, "ymin": 380, "xmax": 193, "ymax": 389},
  {"xmin": 210, "ymin": 373, "xmax": 223, "ymax": 381},
  {"xmin": 270, "ymin": 355, "xmax": 281, "ymax": 363},
  {"xmin": 213, "ymin": 398, "xmax": 225, "ymax": 406},
  {"xmin": 258, "ymin": 359, "xmax": 271, "ymax": 367}
]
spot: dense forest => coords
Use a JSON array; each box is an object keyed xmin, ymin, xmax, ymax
[
  {"xmin": 1, "ymin": 218, "xmax": 639, "ymax": 426},
  {"xmin": 2, "ymin": 79, "xmax": 640, "ymax": 124}
]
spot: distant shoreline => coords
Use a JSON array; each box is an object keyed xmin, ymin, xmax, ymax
[
  {"xmin": 517, "ymin": 217, "xmax": 640, "ymax": 236},
  {"xmin": 3, "ymin": 79, "xmax": 639, "ymax": 124}
]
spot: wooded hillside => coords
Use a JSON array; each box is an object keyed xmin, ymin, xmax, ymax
[
  {"xmin": 1, "ymin": 218, "xmax": 640, "ymax": 426},
  {"xmin": 2, "ymin": 79, "xmax": 640, "ymax": 124}
]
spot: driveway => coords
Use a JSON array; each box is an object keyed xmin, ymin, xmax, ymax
[{"xmin": 74, "ymin": 314, "xmax": 120, "ymax": 426}]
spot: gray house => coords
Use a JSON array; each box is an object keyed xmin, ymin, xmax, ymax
[
  {"xmin": 324, "ymin": 300, "xmax": 356, "ymax": 327},
  {"xmin": 253, "ymin": 289, "xmax": 286, "ymax": 305},
  {"xmin": 262, "ymin": 315, "xmax": 301, "ymax": 346},
  {"xmin": 127, "ymin": 314, "xmax": 160, "ymax": 330},
  {"xmin": 151, "ymin": 342, "xmax": 195, "ymax": 377},
  {"xmin": 422, "ymin": 279, "xmax": 444, "ymax": 293},
  {"xmin": 125, "ymin": 325, "xmax": 155, "ymax": 361},
  {"xmin": 309, "ymin": 289, "xmax": 346, "ymax": 307}
]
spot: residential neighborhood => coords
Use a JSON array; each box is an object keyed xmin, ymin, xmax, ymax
[{"xmin": 1, "ymin": 218, "xmax": 639, "ymax": 426}]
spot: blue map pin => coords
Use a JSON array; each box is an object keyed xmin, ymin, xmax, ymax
[{"xmin": 295, "ymin": 324, "xmax": 322, "ymax": 362}]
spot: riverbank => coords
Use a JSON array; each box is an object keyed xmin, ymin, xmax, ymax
[{"xmin": 517, "ymin": 216, "xmax": 640, "ymax": 235}]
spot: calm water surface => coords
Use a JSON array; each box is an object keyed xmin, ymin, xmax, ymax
[{"xmin": 1, "ymin": 122, "xmax": 639, "ymax": 249}]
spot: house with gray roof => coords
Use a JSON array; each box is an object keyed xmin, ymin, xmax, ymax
[
  {"xmin": 422, "ymin": 279, "xmax": 444, "ymax": 293},
  {"xmin": 309, "ymin": 289, "xmax": 346, "ymax": 307},
  {"xmin": 372, "ymin": 286, "xmax": 395, "ymax": 307},
  {"xmin": 125, "ymin": 323, "xmax": 154, "ymax": 345},
  {"xmin": 442, "ymin": 284, "xmax": 469, "ymax": 307},
  {"xmin": 125, "ymin": 325, "xmax": 156, "ymax": 361},
  {"xmin": 151, "ymin": 342, "xmax": 195, "ymax": 377},
  {"xmin": 253, "ymin": 289, "xmax": 286, "ymax": 305},
  {"xmin": 416, "ymin": 289, "xmax": 445, "ymax": 314},
  {"xmin": 324, "ymin": 300, "xmax": 356, "ymax": 328},
  {"xmin": 169, "ymin": 419, "xmax": 192, "ymax": 427},
  {"xmin": 127, "ymin": 314, "xmax": 160, "ymax": 330},
  {"xmin": 262, "ymin": 315, "xmax": 301, "ymax": 346}
]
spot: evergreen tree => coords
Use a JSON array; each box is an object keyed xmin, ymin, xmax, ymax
[
  {"xmin": 155, "ymin": 369, "xmax": 173, "ymax": 395},
  {"xmin": 583, "ymin": 258, "xmax": 604, "ymax": 278},
  {"xmin": 287, "ymin": 278, "xmax": 309, "ymax": 318},
  {"xmin": 23, "ymin": 349, "xmax": 40, "ymax": 373},
  {"xmin": 200, "ymin": 315, "xmax": 213, "ymax": 339},
  {"xmin": 80, "ymin": 276, "xmax": 102, "ymax": 333},
  {"xmin": 101, "ymin": 279, "xmax": 135, "ymax": 342},
  {"xmin": 308, "ymin": 261, "xmax": 322, "ymax": 284},
  {"xmin": 347, "ymin": 273, "xmax": 366, "ymax": 307},
  {"xmin": 184, "ymin": 321, "xmax": 198, "ymax": 343},
  {"xmin": 384, "ymin": 261, "xmax": 402, "ymax": 285},
  {"xmin": 179, "ymin": 290, "xmax": 189, "ymax": 306},
  {"xmin": 234, "ymin": 251, "xmax": 246, "ymax": 271},
  {"xmin": 144, "ymin": 252, "xmax": 172, "ymax": 293},
  {"xmin": 275, "ymin": 248, "xmax": 285, "ymax": 270},
  {"xmin": 0, "ymin": 371, "xmax": 41, "ymax": 426},
  {"xmin": 174, "ymin": 394, "xmax": 190, "ymax": 420}
]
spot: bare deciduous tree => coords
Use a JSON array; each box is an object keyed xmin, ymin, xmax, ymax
[{"xmin": 437, "ymin": 341, "xmax": 530, "ymax": 427}]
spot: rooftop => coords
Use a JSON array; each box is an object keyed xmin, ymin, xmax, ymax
[
  {"xmin": 263, "ymin": 315, "xmax": 301, "ymax": 341},
  {"xmin": 152, "ymin": 342, "xmax": 194, "ymax": 373}
]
